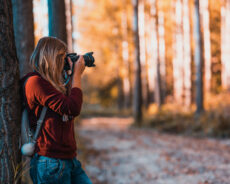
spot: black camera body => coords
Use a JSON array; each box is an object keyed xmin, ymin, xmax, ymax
[{"xmin": 64, "ymin": 52, "xmax": 95, "ymax": 74}]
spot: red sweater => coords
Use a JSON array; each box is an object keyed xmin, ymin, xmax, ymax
[{"xmin": 20, "ymin": 72, "xmax": 82, "ymax": 159}]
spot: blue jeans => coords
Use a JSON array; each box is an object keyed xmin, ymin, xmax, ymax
[{"xmin": 30, "ymin": 154, "xmax": 92, "ymax": 184}]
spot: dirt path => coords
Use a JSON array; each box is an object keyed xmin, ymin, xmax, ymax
[{"xmin": 77, "ymin": 117, "xmax": 230, "ymax": 184}]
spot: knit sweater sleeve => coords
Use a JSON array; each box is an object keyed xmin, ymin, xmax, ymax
[{"xmin": 25, "ymin": 75, "xmax": 83, "ymax": 117}]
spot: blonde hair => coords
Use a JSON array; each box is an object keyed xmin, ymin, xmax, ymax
[{"xmin": 30, "ymin": 37, "xmax": 67, "ymax": 94}]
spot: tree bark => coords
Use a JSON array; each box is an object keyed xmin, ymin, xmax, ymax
[
  {"xmin": 0, "ymin": 0, "xmax": 21, "ymax": 183},
  {"xmin": 48, "ymin": 0, "xmax": 67, "ymax": 44},
  {"xmin": 12, "ymin": 0, "xmax": 34, "ymax": 78},
  {"xmin": 194, "ymin": 0, "xmax": 204, "ymax": 114},
  {"xmin": 133, "ymin": 0, "xmax": 143, "ymax": 123}
]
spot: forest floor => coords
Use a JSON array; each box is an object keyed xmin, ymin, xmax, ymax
[{"xmin": 77, "ymin": 117, "xmax": 230, "ymax": 184}]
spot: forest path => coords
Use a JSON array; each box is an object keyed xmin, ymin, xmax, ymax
[{"xmin": 77, "ymin": 117, "xmax": 230, "ymax": 184}]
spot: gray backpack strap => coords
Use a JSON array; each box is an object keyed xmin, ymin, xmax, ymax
[
  {"xmin": 32, "ymin": 106, "xmax": 48, "ymax": 142},
  {"xmin": 23, "ymin": 76, "xmax": 48, "ymax": 143}
]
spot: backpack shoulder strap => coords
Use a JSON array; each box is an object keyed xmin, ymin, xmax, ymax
[
  {"xmin": 33, "ymin": 106, "xmax": 47, "ymax": 142},
  {"xmin": 22, "ymin": 75, "xmax": 48, "ymax": 142}
]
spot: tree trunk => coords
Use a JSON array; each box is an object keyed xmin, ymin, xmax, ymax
[
  {"xmin": 173, "ymin": 0, "xmax": 184, "ymax": 105},
  {"xmin": 12, "ymin": 0, "xmax": 34, "ymax": 78},
  {"xmin": 133, "ymin": 0, "xmax": 143, "ymax": 123},
  {"xmin": 200, "ymin": 0, "xmax": 211, "ymax": 93},
  {"xmin": 48, "ymin": 0, "xmax": 67, "ymax": 43},
  {"xmin": 182, "ymin": 0, "xmax": 192, "ymax": 107},
  {"xmin": 138, "ymin": 0, "xmax": 149, "ymax": 108},
  {"xmin": 209, "ymin": 0, "xmax": 222, "ymax": 93},
  {"xmin": 194, "ymin": 0, "xmax": 204, "ymax": 114},
  {"xmin": 156, "ymin": 1, "xmax": 166, "ymax": 107},
  {"xmin": 65, "ymin": 0, "xmax": 73, "ymax": 52},
  {"xmin": 121, "ymin": 5, "xmax": 131, "ymax": 108},
  {"xmin": 146, "ymin": 0, "xmax": 158, "ymax": 104},
  {"xmin": 0, "ymin": 0, "xmax": 21, "ymax": 183},
  {"xmin": 221, "ymin": 0, "xmax": 230, "ymax": 91},
  {"xmin": 189, "ymin": 0, "xmax": 196, "ymax": 104}
]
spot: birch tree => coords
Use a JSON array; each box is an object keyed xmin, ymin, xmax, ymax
[
  {"xmin": 0, "ymin": 0, "xmax": 21, "ymax": 183},
  {"xmin": 12, "ymin": 0, "xmax": 34, "ymax": 77}
]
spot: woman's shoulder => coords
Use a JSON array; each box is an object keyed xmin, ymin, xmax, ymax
[
  {"xmin": 22, "ymin": 72, "xmax": 49, "ymax": 90},
  {"xmin": 28, "ymin": 74, "xmax": 51, "ymax": 89}
]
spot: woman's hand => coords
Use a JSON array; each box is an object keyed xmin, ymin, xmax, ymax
[
  {"xmin": 73, "ymin": 55, "xmax": 85, "ymax": 77},
  {"xmin": 72, "ymin": 55, "xmax": 85, "ymax": 89}
]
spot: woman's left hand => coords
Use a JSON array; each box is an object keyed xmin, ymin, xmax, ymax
[{"xmin": 67, "ymin": 57, "xmax": 73, "ymax": 75}]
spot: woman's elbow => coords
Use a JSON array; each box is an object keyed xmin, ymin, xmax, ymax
[{"xmin": 68, "ymin": 102, "xmax": 82, "ymax": 117}]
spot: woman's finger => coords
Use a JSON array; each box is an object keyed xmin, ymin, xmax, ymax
[
  {"xmin": 67, "ymin": 57, "xmax": 73, "ymax": 75},
  {"xmin": 67, "ymin": 57, "xmax": 73, "ymax": 68}
]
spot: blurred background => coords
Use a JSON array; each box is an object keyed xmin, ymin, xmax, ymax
[{"xmin": 32, "ymin": 0, "xmax": 230, "ymax": 136}]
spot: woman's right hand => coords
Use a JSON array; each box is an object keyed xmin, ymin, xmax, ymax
[{"xmin": 73, "ymin": 55, "xmax": 85, "ymax": 77}]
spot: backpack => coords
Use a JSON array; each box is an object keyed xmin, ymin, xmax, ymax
[{"xmin": 21, "ymin": 77, "xmax": 47, "ymax": 157}]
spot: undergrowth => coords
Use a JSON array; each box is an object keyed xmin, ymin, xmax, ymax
[{"xmin": 144, "ymin": 93, "xmax": 230, "ymax": 138}]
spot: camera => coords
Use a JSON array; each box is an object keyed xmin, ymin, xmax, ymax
[
  {"xmin": 63, "ymin": 52, "xmax": 95, "ymax": 85},
  {"xmin": 64, "ymin": 52, "xmax": 95, "ymax": 74}
]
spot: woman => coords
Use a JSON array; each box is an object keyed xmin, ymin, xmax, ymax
[{"xmin": 21, "ymin": 37, "xmax": 92, "ymax": 184}]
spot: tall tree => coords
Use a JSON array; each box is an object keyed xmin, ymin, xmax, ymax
[
  {"xmin": 173, "ymin": 0, "xmax": 184, "ymax": 105},
  {"xmin": 133, "ymin": 0, "xmax": 143, "ymax": 123},
  {"xmin": 12, "ymin": 0, "xmax": 34, "ymax": 77},
  {"xmin": 121, "ymin": 0, "xmax": 132, "ymax": 108},
  {"xmin": 221, "ymin": 0, "xmax": 230, "ymax": 91},
  {"xmin": 65, "ymin": 0, "xmax": 73, "ymax": 52},
  {"xmin": 0, "ymin": 0, "xmax": 21, "ymax": 183},
  {"xmin": 194, "ymin": 0, "xmax": 204, "ymax": 114},
  {"xmin": 138, "ymin": 0, "xmax": 149, "ymax": 108},
  {"xmin": 145, "ymin": 0, "xmax": 158, "ymax": 104},
  {"xmin": 173, "ymin": 0, "xmax": 192, "ymax": 108},
  {"xmin": 155, "ymin": 0, "xmax": 166, "ymax": 107},
  {"xmin": 48, "ymin": 0, "xmax": 67, "ymax": 43},
  {"xmin": 200, "ymin": 0, "xmax": 211, "ymax": 93},
  {"xmin": 182, "ymin": 0, "xmax": 192, "ymax": 107},
  {"xmin": 209, "ymin": 0, "xmax": 222, "ymax": 93}
]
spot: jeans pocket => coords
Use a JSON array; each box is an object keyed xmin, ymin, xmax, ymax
[
  {"xmin": 37, "ymin": 156, "xmax": 63, "ymax": 182},
  {"xmin": 47, "ymin": 159, "xmax": 61, "ymax": 176}
]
